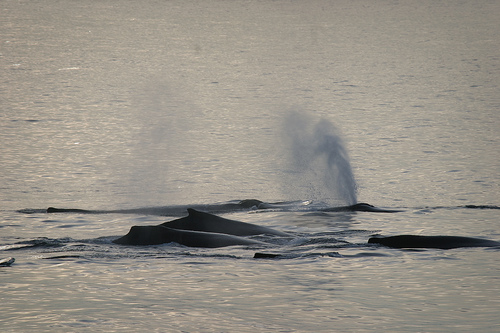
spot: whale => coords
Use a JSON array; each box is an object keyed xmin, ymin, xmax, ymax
[
  {"xmin": 368, "ymin": 235, "xmax": 500, "ymax": 249},
  {"xmin": 46, "ymin": 199, "xmax": 266, "ymax": 216},
  {"xmin": 112, "ymin": 208, "xmax": 289, "ymax": 247},
  {"xmin": 159, "ymin": 208, "xmax": 289, "ymax": 237},
  {"xmin": 113, "ymin": 225, "xmax": 266, "ymax": 247},
  {"xmin": 322, "ymin": 203, "xmax": 401, "ymax": 213},
  {"xmin": 46, "ymin": 200, "xmax": 401, "ymax": 215}
]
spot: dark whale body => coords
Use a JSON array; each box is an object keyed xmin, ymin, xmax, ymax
[
  {"xmin": 159, "ymin": 208, "xmax": 289, "ymax": 237},
  {"xmin": 322, "ymin": 203, "xmax": 402, "ymax": 213},
  {"xmin": 112, "ymin": 208, "xmax": 288, "ymax": 247},
  {"xmin": 113, "ymin": 225, "xmax": 265, "ymax": 247},
  {"xmin": 369, "ymin": 235, "xmax": 500, "ymax": 249},
  {"xmin": 46, "ymin": 199, "xmax": 267, "ymax": 215},
  {"xmin": 46, "ymin": 200, "xmax": 401, "ymax": 215},
  {"xmin": 46, "ymin": 207, "xmax": 94, "ymax": 213}
]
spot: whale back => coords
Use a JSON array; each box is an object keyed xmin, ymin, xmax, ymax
[
  {"xmin": 113, "ymin": 225, "xmax": 169, "ymax": 245},
  {"xmin": 160, "ymin": 208, "xmax": 289, "ymax": 237},
  {"xmin": 369, "ymin": 235, "xmax": 500, "ymax": 249},
  {"xmin": 322, "ymin": 203, "xmax": 402, "ymax": 213},
  {"xmin": 112, "ymin": 225, "xmax": 265, "ymax": 247}
]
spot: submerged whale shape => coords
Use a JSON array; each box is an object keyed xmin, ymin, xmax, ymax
[
  {"xmin": 112, "ymin": 208, "xmax": 289, "ymax": 247},
  {"xmin": 46, "ymin": 207, "xmax": 94, "ymax": 213},
  {"xmin": 322, "ymin": 203, "xmax": 402, "ymax": 213},
  {"xmin": 46, "ymin": 199, "xmax": 269, "ymax": 216},
  {"xmin": 368, "ymin": 235, "xmax": 500, "ymax": 249},
  {"xmin": 46, "ymin": 200, "xmax": 401, "ymax": 215}
]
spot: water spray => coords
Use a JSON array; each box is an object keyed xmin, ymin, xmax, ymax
[{"xmin": 282, "ymin": 111, "xmax": 358, "ymax": 205}]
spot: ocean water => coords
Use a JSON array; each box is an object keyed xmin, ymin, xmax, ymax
[{"xmin": 1, "ymin": 0, "xmax": 499, "ymax": 332}]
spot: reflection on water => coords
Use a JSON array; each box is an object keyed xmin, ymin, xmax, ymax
[{"xmin": 1, "ymin": 0, "xmax": 499, "ymax": 332}]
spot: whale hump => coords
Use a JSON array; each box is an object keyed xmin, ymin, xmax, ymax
[
  {"xmin": 237, "ymin": 199, "xmax": 264, "ymax": 208},
  {"xmin": 179, "ymin": 208, "xmax": 289, "ymax": 236},
  {"xmin": 322, "ymin": 203, "xmax": 402, "ymax": 213},
  {"xmin": 114, "ymin": 208, "xmax": 290, "ymax": 247},
  {"xmin": 369, "ymin": 235, "xmax": 500, "ymax": 249},
  {"xmin": 187, "ymin": 208, "xmax": 207, "ymax": 217},
  {"xmin": 112, "ymin": 225, "xmax": 265, "ymax": 247}
]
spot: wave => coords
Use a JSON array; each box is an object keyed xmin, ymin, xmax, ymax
[{"xmin": 0, "ymin": 237, "xmax": 71, "ymax": 251}]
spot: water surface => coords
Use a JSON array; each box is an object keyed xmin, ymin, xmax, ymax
[{"xmin": 1, "ymin": 1, "xmax": 499, "ymax": 332}]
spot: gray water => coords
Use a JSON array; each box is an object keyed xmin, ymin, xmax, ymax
[{"xmin": 1, "ymin": 0, "xmax": 499, "ymax": 332}]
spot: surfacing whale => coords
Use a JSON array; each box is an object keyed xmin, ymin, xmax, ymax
[
  {"xmin": 45, "ymin": 200, "xmax": 401, "ymax": 215},
  {"xmin": 368, "ymin": 235, "xmax": 500, "ymax": 249},
  {"xmin": 112, "ymin": 208, "xmax": 289, "ymax": 247},
  {"xmin": 46, "ymin": 199, "xmax": 267, "ymax": 216},
  {"xmin": 322, "ymin": 203, "xmax": 402, "ymax": 213},
  {"xmin": 113, "ymin": 226, "xmax": 266, "ymax": 247},
  {"xmin": 159, "ymin": 208, "xmax": 289, "ymax": 237}
]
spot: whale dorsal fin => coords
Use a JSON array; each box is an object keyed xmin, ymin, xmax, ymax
[{"xmin": 187, "ymin": 208, "xmax": 200, "ymax": 215}]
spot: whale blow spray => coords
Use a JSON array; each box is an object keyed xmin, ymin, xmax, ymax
[{"xmin": 282, "ymin": 111, "xmax": 358, "ymax": 206}]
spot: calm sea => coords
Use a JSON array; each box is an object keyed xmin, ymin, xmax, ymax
[{"xmin": 1, "ymin": 1, "xmax": 499, "ymax": 332}]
